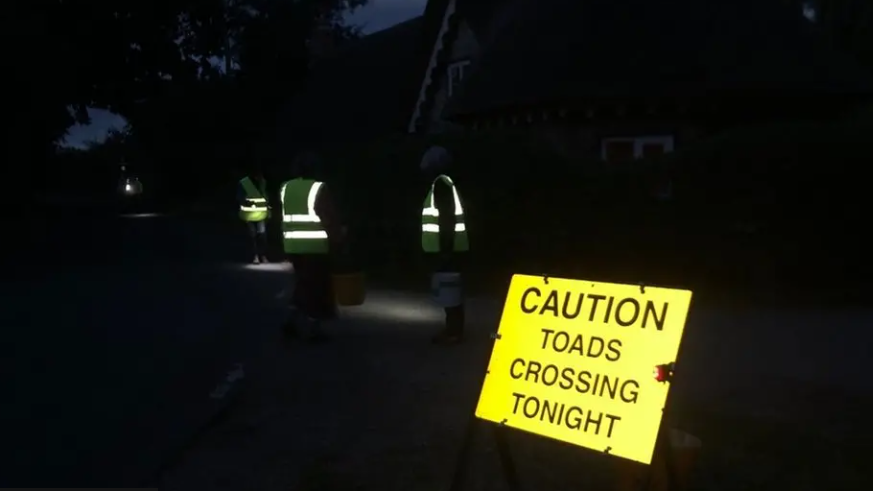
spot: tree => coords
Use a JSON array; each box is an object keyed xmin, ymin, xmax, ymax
[
  {"xmin": 10, "ymin": 0, "xmax": 230, "ymax": 163},
  {"xmin": 84, "ymin": 127, "xmax": 137, "ymax": 162},
  {"xmin": 8, "ymin": 0, "xmax": 367, "ymax": 204},
  {"xmin": 107, "ymin": 0, "xmax": 369, "ymax": 204},
  {"xmin": 231, "ymin": 1, "xmax": 367, "ymax": 101},
  {"xmin": 125, "ymin": 1, "xmax": 369, "ymax": 164}
]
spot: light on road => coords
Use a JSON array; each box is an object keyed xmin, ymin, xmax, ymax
[
  {"xmin": 224, "ymin": 262, "xmax": 443, "ymax": 324},
  {"xmin": 235, "ymin": 262, "xmax": 294, "ymax": 273},
  {"xmin": 119, "ymin": 212, "xmax": 163, "ymax": 218},
  {"xmin": 345, "ymin": 291, "xmax": 442, "ymax": 324}
]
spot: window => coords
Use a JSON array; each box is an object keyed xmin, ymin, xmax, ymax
[
  {"xmin": 447, "ymin": 60, "xmax": 471, "ymax": 97},
  {"xmin": 601, "ymin": 136, "xmax": 675, "ymax": 163}
]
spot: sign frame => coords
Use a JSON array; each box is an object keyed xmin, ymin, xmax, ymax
[{"xmin": 446, "ymin": 274, "xmax": 693, "ymax": 491}]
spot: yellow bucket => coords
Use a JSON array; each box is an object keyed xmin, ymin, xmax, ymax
[{"xmin": 333, "ymin": 272, "xmax": 366, "ymax": 306}]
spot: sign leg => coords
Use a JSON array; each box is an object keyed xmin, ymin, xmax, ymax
[
  {"xmin": 638, "ymin": 406, "xmax": 681, "ymax": 491},
  {"xmin": 448, "ymin": 416, "xmax": 480, "ymax": 491},
  {"xmin": 494, "ymin": 424, "xmax": 523, "ymax": 491}
]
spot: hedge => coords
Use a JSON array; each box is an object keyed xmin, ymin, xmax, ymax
[{"xmin": 314, "ymin": 110, "xmax": 871, "ymax": 303}]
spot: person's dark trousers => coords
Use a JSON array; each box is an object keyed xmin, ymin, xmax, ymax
[
  {"xmin": 284, "ymin": 253, "xmax": 336, "ymax": 341},
  {"xmin": 444, "ymin": 304, "xmax": 465, "ymax": 336},
  {"xmin": 246, "ymin": 221, "xmax": 268, "ymax": 261},
  {"xmin": 285, "ymin": 253, "xmax": 337, "ymax": 336},
  {"xmin": 430, "ymin": 252, "xmax": 466, "ymax": 344}
]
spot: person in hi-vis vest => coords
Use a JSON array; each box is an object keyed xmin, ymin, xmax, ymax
[
  {"xmin": 279, "ymin": 152, "xmax": 345, "ymax": 342},
  {"xmin": 238, "ymin": 170, "xmax": 270, "ymax": 264},
  {"xmin": 119, "ymin": 162, "xmax": 143, "ymax": 196},
  {"xmin": 420, "ymin": 146, "xmax": 470, "ymax": 345}
]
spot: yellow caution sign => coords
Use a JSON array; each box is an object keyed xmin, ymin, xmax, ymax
[{"xmin": 475, "ymin": 274, "xmax": 693, "ymax": 465}]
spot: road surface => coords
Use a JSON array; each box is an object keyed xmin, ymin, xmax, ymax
[
  {"xmin": 345, "ymin": 290, "xmax": 873, "ymax": 410},
  {"xmin": 8, "ymin": 205, "xmax": 868, "ymax": 488},
  {"xmin": 160, "ymin": 288, "xmax": 873, "ymax": 490},
  {"xmin": 1, "ymin": 206, "xmax": 290, "ymax": 487}
]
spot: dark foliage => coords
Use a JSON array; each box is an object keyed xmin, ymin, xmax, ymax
[
  {"xmin": 316, "ymin": 110, "xmax": 871, "ymax": 306},
  {"xmin": 18, "ymin": 0, "xmax": 367, "ymax": 203}
]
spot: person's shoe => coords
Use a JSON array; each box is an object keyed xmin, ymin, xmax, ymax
[
  {"xmin": 252, "ymin": 255, "xmax": 260, "ymax": 264},
  {"xmin": 259, "ymin": 255, "xmax": 269, "ymax": 264},
  {"xmin": 431, "ymin": 329, "xmax": 463, "ymax": 345}
]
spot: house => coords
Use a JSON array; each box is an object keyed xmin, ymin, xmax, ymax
[
  {"xmin": 406, "ymin": 0, "xmax": 873, "ymax": 161},
  {"xmin": 282, "ymin": 0, "xmax": 872, "ymax": 162}
]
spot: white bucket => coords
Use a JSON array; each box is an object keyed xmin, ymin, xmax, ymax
[{"xmin": 431, "ymin": 272, "xmax": 462, "ymax": 307}]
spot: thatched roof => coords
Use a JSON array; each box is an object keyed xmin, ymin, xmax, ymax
[
  {"xmin": 445, "ymin": 0, "xmax": 873, "ymax": 119},
  {"xmin": 455, "ymin": 0, "xmax": 510, "ymax": 48}
]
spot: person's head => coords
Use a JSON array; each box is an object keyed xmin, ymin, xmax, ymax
[
  {"xmin": 419, "ymin": 145, "xmax": 451, "ymax": 179},
  {"xmin": 291, "ymin": 151, "xmax": 321, "ymax": 179}
]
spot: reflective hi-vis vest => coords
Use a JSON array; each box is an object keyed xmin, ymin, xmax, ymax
[
  {"xmin": 280, "ymin": 178, "xmax": 329, "ymax": 254},
  {"xmin": 239, "ymin": 176, "xmax": 269, "ymax": 222},
  {"xmin": 121, "ymin": 177, "xmax": 143, "ymax": 196},
  {"xmin": 421, "ymin": 174, "xmax": 469, "ymax": 253}
]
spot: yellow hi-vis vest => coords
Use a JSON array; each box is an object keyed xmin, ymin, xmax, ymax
[
  {"xmin": 421, "ymin": 174, "xmax": 469, "ymax": 253},
  {"xmin": 280, "ymin": 178, "xmax": 329, "ymax": 254},
  {"xmin": 239, "ymin": 176, "xmax": 269, "ymax": 222}
]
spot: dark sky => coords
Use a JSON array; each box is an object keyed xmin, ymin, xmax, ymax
[{"xmin": 63, "ymin": 0, "xmax": 427, "ymax": 148}]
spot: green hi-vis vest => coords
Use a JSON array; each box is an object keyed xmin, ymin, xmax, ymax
[
  {"xmin": 280, "ymin": 178, "xmax": 329, "ymax": 254},
  {"xmin": 421, "ymin": 174, "xmax": 469, "ymax": 253},
  {"xmin": 239, "ymin": 176, "xmax": 269, "ymax": 222}
]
